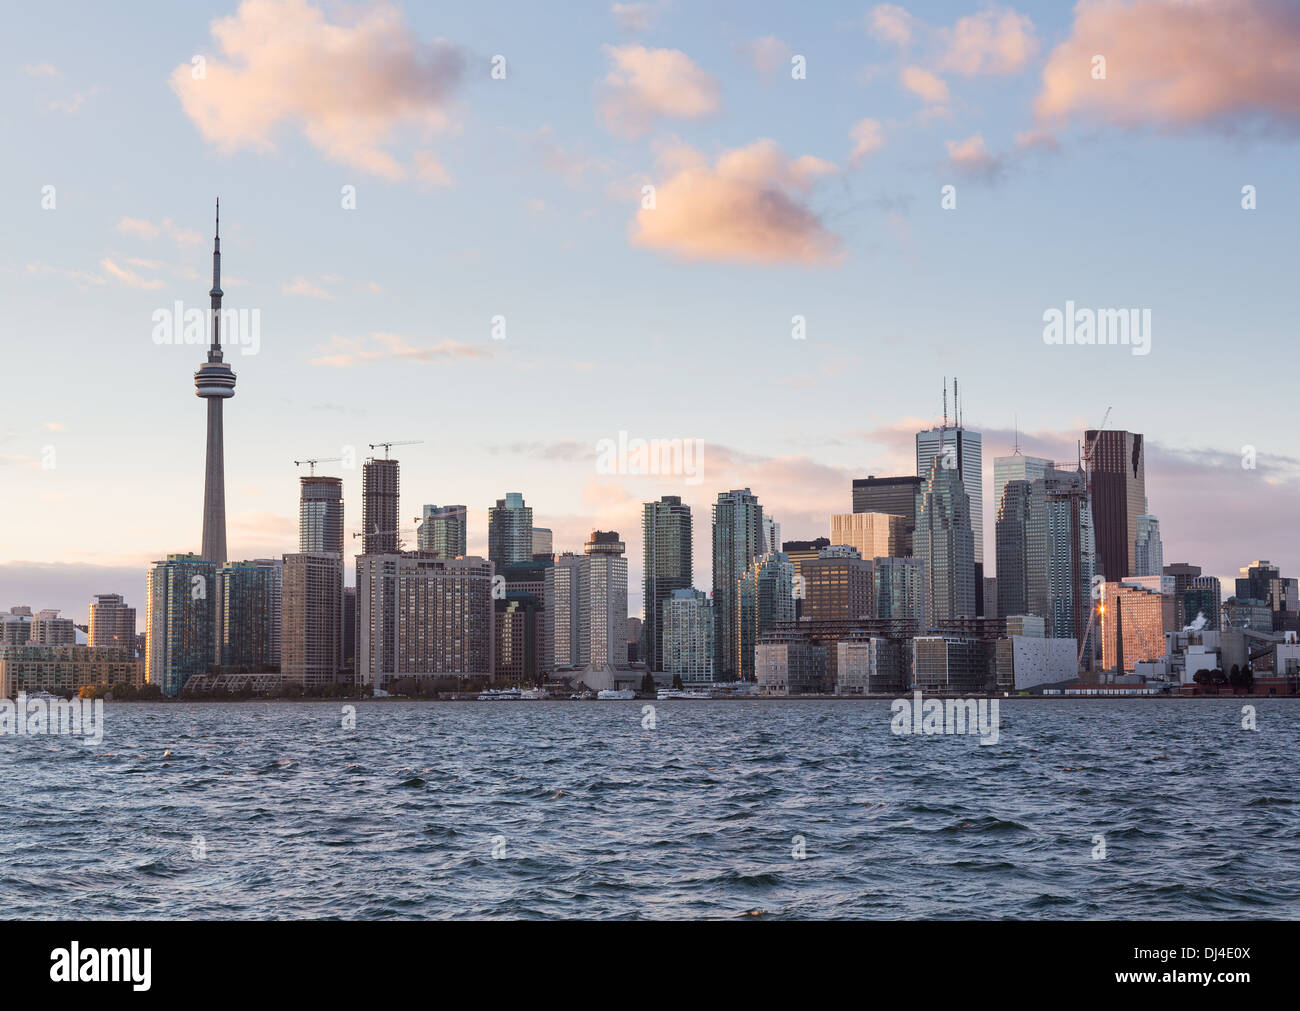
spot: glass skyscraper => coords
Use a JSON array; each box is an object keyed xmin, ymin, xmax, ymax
[
  {"xmin": 642, "ymin": 495, "xmax": 692, "ymax": 673},
  {"xmin": 145, "ymin": 553, "xmax": 216, "ymax": 697},
  {"xmin": 488, "ymin": 493, "xmax": 534, "ymax": 567},
  {"xmin": 417, "ymin": 504, "xmax": 468, "ymax": 559},
  {"xmin": 711, "ymin": 488, "xmax": 763, "ymax": 680}
]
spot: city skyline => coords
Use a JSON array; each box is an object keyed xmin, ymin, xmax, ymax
[{"xmin": 3, "ymin": 0, "xmax": 1299, "ymax": 626}]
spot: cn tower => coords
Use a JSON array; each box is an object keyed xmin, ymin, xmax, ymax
[{"xmin": 195, "ymin": 199, "xmax": 236, "ymax": 565}]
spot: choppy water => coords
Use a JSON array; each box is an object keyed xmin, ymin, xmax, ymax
[{"xmin": 1, "ymin": 699, "xmax": 1296, "ymax": 919}]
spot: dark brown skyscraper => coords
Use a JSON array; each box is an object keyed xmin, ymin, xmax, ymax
[
  {"xmin": 362, "ymin": 458, "xmax": 400, "ymax": 554},
  {"xmin": 1086, "ymin": 430, "xmax": 1145, "ymax": 581}
]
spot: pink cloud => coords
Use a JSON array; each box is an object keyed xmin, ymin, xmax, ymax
[
  {"xmin": 935, "ymin": 6, "xmax": 1038, "ymax": 76},
  {"xmin": 630, "ymin": 139, "xmax": 842, "ymax": 266},
  {"xmin": 1035, "ymin": 0, "xmax": 1300, "ymax": 130},
  {"xmin": 170, "ymin": 0, "xmax": 464, "ymax": 180},
  {"xmin": 900, "ymin": 65, "xmax": 950, "ymax": 105},
  {"xmin": 598, "ymin": 45, "xmax": 722, "ymax": 137}
]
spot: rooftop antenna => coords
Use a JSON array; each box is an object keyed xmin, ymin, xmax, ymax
[
  {"xmin": 942, "ymin": 377, "xmax": 948, "ymax": 430},
  {"xmin": 1013, "ymin": 414, "xmax": 1022, "ymax": 456},
  {"xmin": 954, "ymin": 377, "xmax": 960, "ymax": 428}
]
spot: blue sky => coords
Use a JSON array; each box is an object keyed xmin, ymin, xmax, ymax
[{"xmin": 2, "ymin": 0, "xmax": 1297, "ymax": 626}]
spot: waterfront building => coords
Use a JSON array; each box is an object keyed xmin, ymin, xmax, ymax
[
  {"xmin": 544, "ymin": 552, "xmax": 583, "ymax": 670},
  {"xmin": 361, "ymin": 457, "xmax": 400, "ymax": 554},
  {"xmin": 578, "ymin": 531, "xmax": 629, "ymax": 676},
  {"xmin": 0, "ymin": 644, "xmax": 142, "ymax": 697},
  {"xmin": 836, "ymin": 637, "xmax": 905, "ymax": 694},
  {"xmin": 755, "ymin": 634, "xmax": 827, "ymax": 695},
  {"xmin": 299, "ymin": 476, "xmax": 344, "ymax": 554},
  {"xmin": 800, "ymin": 549, "xmax": 873, "ymax": 623},
  {"xmin": 874, "ymin": 557, "xmax": 924, "ymax": 623},
  {"xmin": 32, "ymin": 610, "xmax": 76, "ymax": 646},
  {"xmin": 1100, "ymin": 580, "xmax": 1166, "ymax": 673},
  {"xmin": 662, "ymin": 588, "xmax": 712, "ymax": 684},
  {"xmin": 736, "ymin": 552, "xmax": 794, "ymax": 681},
  {"xmin": 145, "ymin": 553, "xmax": 216, "ymax": 697},
  {"xmin": 281, "ymin": 553, "xmax": 342, "ymax": 687},
  {"xmin": 642, "ymin": 495, "xmax": 693, "ymax": 674},
  {"xmin": 915, "ymin": 450, "xmax": 977, "ymax": 626},
  {"xmin": 218, "ymin": 561, "xmax": 281, "ymax": 669},
  {"xmin": 712, "ymin": 489, "xmax": 764, "ymax": 679}
]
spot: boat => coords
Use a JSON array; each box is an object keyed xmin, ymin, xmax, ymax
[
  {"xmin": 657, "ymin": 688, "xmax": 712, "ymax": 700},
  {"xmin": 477, "ymin": 688, "xmax": 523, "ymax": 700},
  {"xmin": 477, "ymin": 689, "xmax": 501, "ymax": 701},
  {"xmin": 596, "ymin": 688, "xmax": 636, "ymax": 700},
  {"xmin": 569, "ymin": 690, "xmax": 594, "ymax": 700},
  {"xmin": 520, "ymin": 687, "xmax": 548, "ymax": 700}
]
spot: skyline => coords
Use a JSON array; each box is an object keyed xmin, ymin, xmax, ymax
[{"xmin": 3, "ymin": 0, "xmax": 1299, "ymax": 625}]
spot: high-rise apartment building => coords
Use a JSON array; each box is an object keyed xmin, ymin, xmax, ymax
[
  {"xmin": 830, "ymin": 512, "xmax": 904, "ymax": 561},
  {"xmin": 32, "ymin": 610, "xmax": 76, "ymax": 646},
  {"xmin": 488, "ymin": 493, "xmax": 533, "ymax": 567},
  {"xmin": 544, "ymin": 552, "xmax": 583, "ymax": 670},
  {"xmin": 800, "ymin": 549, "xmax": 873, "ymax": 623},
  {"xmin": 642, "ymin": 495, "xmax": 693, "ymax": 674},
  {"xmin": 145, "ymin": 553, "xmax": 216, "ymax": 696},
  {"xmin": 416, "ymin": 504, "xmax": 467, "ymax": 559},
  {"xmin": 662, "ymin": 588, "xmax": 712, "ymax": 683},
  {"xmin": 736, "ymin": 552, "xmax": 794, "ymax": 681},
  {"xmin": 281, "ymin": 553, "xmax": 342, "ymax": 687},
  {"xmin": 218, "ymin": 561, "xmax": 281, "ymax": 669},
  {"xmin": 299, "ymin": 476, "xmax": 344, "ymax": 554},
  {"xmin": 361, "ymin": 457, "xmax": 400, "ymax": 554},
  {"xmin": 89, "ymin": 594, "xmax": 137, "ymax": 658},
  {"xmin": 712, "ymin": 489, "xmax": 763, "ymax": 679},
  {"xmin": 356, "ymin": 552, "xmax": 494, "ymax": 690},
  {"xmin": 579, "ymin": 531, "xmax": 629, "ymax": 673},
  {"xmin": 874, "ymin": 556, "xmax": 924, "ymax": 623},
  {"xmin": 1086, "ymin": 429, "xmax": 1145, "ymax": 581}
]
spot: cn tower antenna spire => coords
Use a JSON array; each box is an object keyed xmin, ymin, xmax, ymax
[{"xmin": 209, "ymin": 198, "xmax": 223, "ymax": 357}]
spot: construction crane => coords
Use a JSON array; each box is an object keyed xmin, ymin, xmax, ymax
[
  {"xmin": 293, "ymin": 456, "xmax": 343, "ymax": 476},
  {"xmin": 351, "ymin": 524, "xmax": 418, "ymax": 550},
  {"xmin": 1082, "ymin": 406, "xmax": 1112, "ymax": 495},
  {"xmin": 368, "ymin": 439, "xmax": 423, "ymax": 459}
]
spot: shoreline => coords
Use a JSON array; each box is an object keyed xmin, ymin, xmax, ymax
[{"xmin": 60, "ymin": 692, "xmax": 1300, "ymax": 704}]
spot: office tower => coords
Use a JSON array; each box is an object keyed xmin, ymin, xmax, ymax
[
  {"xmin": 996, "ymin": 478, "xmax": 1034, "ymax": 619},
  {"xmin": 1134, "ymin": 508, "xmax": 1163, "ymax": 578},
  {"xmin": 415, "ymin": 504, "xmax": 467, "ymax": 559},
  {"xmin": 1033, "ymin": 468, "xmax": 1096, "ymax": 647},
  {"xmin": 145, "ymin": 553, "xmax": 216, "ymax": 696},
  {"xmin": 0, "ymin": 607, "xmax": 32, "ymax": 645},
  {"xmin": 1181, "ymin": 578, "xmax": 1220, "ymax": 632},
  {"xmin": 341, "ymin": 586, "xmax": 357, "ymax": 680},
  {"xmin": 578, "ymin": 531, "xmax": 629, "ymax": 673},
  {"xmin": 531, "ymin": 527, "xmax": 553, "ymax": 559},
  {"xmin": 361, "ymin": 457, "xmax": 400, "ymax": 553},
  {"xmin": 712, "ymin": 488, "xmax": 764, "ymax": 679},
  {"xmin": 642, "ymin": 495, "xmax": 693, "ymax": 673},
  {"xmin": 801, "ymin": 549, "xmax": 873, "ymax": 622},
  {"xmin": 356, "ymin": 552, "xmax": 494, "ymax": 690},
  {"xmin": 915, "ymin": 452, "xmax": 976, "ymax": 625},
  {"xmin": 736, "ymin": 552, "xmax": 794, "ymax": 681},
  {"xmin": 299, "ymin": 476, "xmax": 344, "ymax": 554},
  {"xmin": 218, "ymin": 561, "xmax": 280, "ymax": 668},
  {"xmin": 874, "ymin": 556, "xmax": 924, "ymax": 623},
  {"xmin": 195, "ymin": 202, "xmax": 236, "ymax": 566},
  {"xmin": 545, "ymin": 552, "xmax": 583, "ymax": 669},
  {"xmin": 281, "ymin": 553, "xmax": 342, "ymax": 687},
  {"xmin": 830, "ymin": 512, "xmax": 904, "ymax": 561},
  {"xmin": 1164, "ymin": 562, "xmax": 1203, "ymax": 629},
  {"xmin": 252, "ymin": 558, "xmax": 284, "ymax": 664},
  {"xmin": 1100, "ymin": 581, "xmax": 1165, "ymax": 672},
  {"xmin": 32, "ymin": 610, "xmax": 76, "ymax": 646},
  {"xmin": 1086, "ymin": 429, "xmax": 1145, "ymax": 580},
  {"xmin": 992, "ymin": 454, "xmax": 1052, "ymax": 528},
  {"xmin": 662, "ymin": 589, "xmax": 712, "ymax": 683},
  {"xmin": 916, "ymin": 398, "xmax": 983, "ymax": 575},
  {"xmin": 488, "ymin": 492, "xmax": 533, "ymax": 567},
  {"xmin": 837, "ymin": 637, "xmax": 905, "ymax": 694},
  {"xmin": 852, "ymin": 476, "xmax": 922, "ymax": 554},
  {"xmin": 1235, "ymin": 560, "xmax": 1278, "ymax": 604},
  {"xmin": 782, "ymin": 538, "xmax": 830, "ymax": 581},
  {"xmin": 626, "ymin": 616, "xmax": 643, "ymax": 664},
  {"xmin": 89, "ymin": 594, "xmax": 137, "ymax": 658},
  {"xmin": 983, "ymin": 577, "xmax": 998, "ymax": 618},
  {"xmin": 755, "ymin": 636, "xmax": 827, "ymax": 695}
]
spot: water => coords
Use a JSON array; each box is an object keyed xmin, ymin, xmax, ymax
[{"xmin": 1, "ymin": 699, "xmax": 1296, "ymax": 919}]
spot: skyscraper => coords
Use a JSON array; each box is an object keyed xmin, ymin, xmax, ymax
[
  {"xmin": 531, "ymin": 527, "xmax": 553, "ymax": 559},
  {"xmin": 914, "ymin": 451, "xmax": 976, "ymax": 625},
  {"xmin": 488, "ymin": 493, "xmax": 533, "ymax": 567},
  {"xmin": 874, "ymin": 556, "xmax": 924, "ymax": 623},
  {"xmin": 89, "ymin": 594, "xmax": 136, "ymax": 658},
  {"xmin": 662, "ymin": 589, "xmax": 713, "ymax": 684},
  {"xmin": 1087, "ymin": 429, "xmax": 1145, "ymax": 581},
  {"xmin": 195, "ymin": 201, "xmax": 236, "ymax": 567},
  {"xmin": 299, "ymin": 476, "xmax": 344, "ymax": 554},
  {"xmin": 579, "ymin": 531, "xmax": 629, "ymax": 675},
  {"xmin": 1134, "ymin": 508, "xmax": 1163, "ymax": 578},
  {"xmin": 736, "ymin": 552, "xmax": 794, "ymax": 681},
  {"xmin": 545, "ymin": 552, "xmax": 583, "ymax": 670},
  {"xmin": 852, "ymin": 476, "xmax": 922, "ymax": 555},
  {"xmin": 642, "ymin": 495, "xmax": 693, "ymax": 673},
  {"xmin": 917, "ymin": 402, "xmax": 983, "ymax": 612},
  {"xmin": 145, "ymin": 553, "xmax": 215, "ymax": 696},
  {"xmin": 830, "ymin": 512, "xmax": 905, "ymax": 561},
  {"xmin": 361, "ymin": 457, "xmax": 400, "ymax": 554},
  {"xmin": 712, "ymin": 488, "xmax": 763, "ymax": 680},
  {"xmin": 417, "ymin": 504, "xmax": 467, "ymax": 559}
]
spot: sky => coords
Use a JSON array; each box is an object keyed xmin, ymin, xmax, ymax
[{"xmin": 1, "ymin": 0, "xmax": 1298, "ymax": 629}]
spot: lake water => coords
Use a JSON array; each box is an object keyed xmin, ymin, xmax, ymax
[{"xmin": 1, "ymin": 699, "xmax": 1296, "ymax": 919}]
